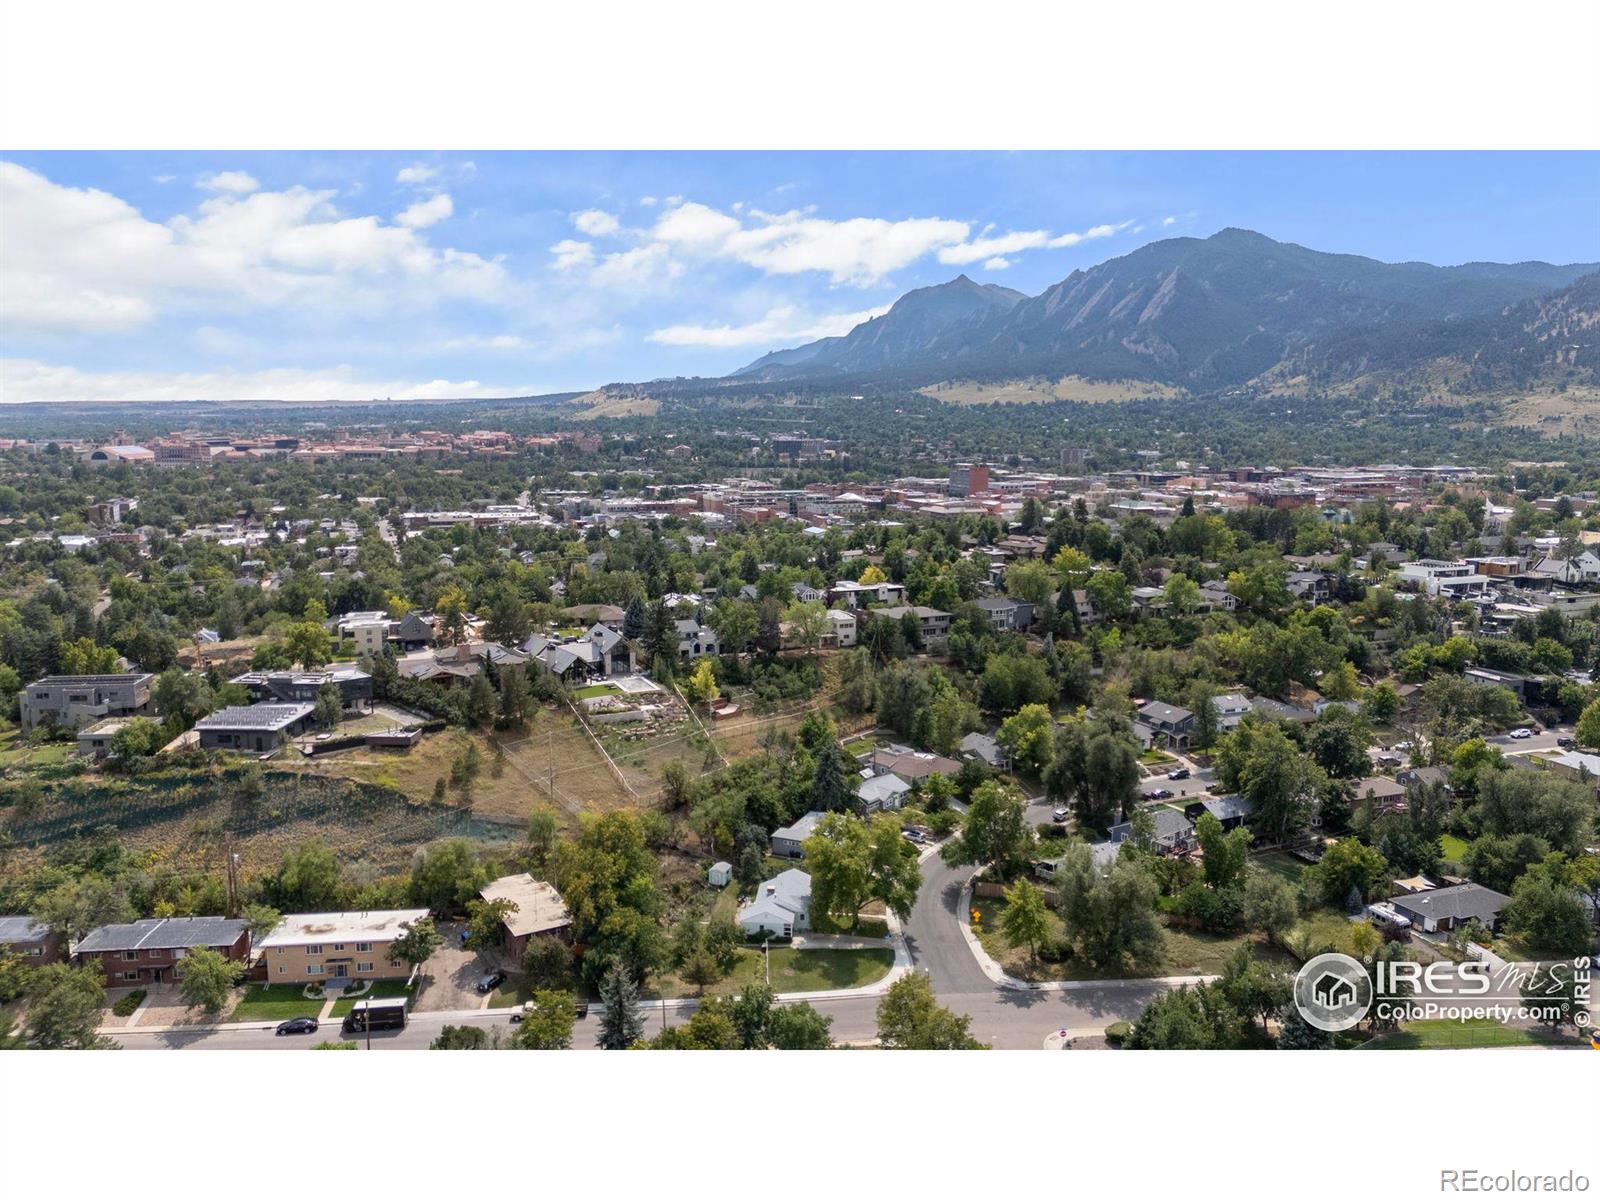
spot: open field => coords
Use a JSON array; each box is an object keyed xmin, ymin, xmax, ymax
[
  {"xmin": 1439, "ymin": 834, "xmax": 1470, "ymax": 861},
  {"xmin": 567, "ymin": 388, "xmax": 659, "ymax": 419},
  {"xmin": 1, "ymin": 763, "xmax": 492, "ymax": 877},
  {"xmin": 918, "ymin": 375, "xmax": 1185, "ymax": 406},
  {"xmin": 313, "ymin": 711, "xmax": 635, "ymax": 825},
  {"xmin": 1492, "ymin": 384, "xmax": 1600, "ymax": 437}
]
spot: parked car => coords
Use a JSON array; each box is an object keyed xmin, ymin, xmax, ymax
[
  {"xmin": 275, "ymin": 1017, "xmax": 319, "ymax": 1036},
  {"xmin": 1146, "ymin": 788, "xmax": 1173, "ymax": 800},
  {"xmin": 1557, "ymin": 735, "xmax": 1576, "ymax": 748},
  {"xmin": 513, "ymin": 998, "xmax": 591, "ymax": 1022},
  {"xmin": 475, "ymin": 969, "xmax": 507, "ymax": 994},
  {"xmin": 1167, "ymin": 767, "xmax": 1190, "ymax": 780},
  {"xmin": 1051, "ymin": 807, "xmax": 1070, "ymax": 823},
  {"xmin": 1509, "ymin": 727, "xmax": 1533, "ymax": 740},
  {"xmin": 901, "ymin": 828, "xmax": 927, "ymax": 844}
]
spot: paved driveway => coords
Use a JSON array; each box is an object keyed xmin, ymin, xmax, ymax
[{"xmin": 412, "ymin": 923, "xmax": 499, "ymax": 1012}]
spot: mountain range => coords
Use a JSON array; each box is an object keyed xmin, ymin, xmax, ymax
[{"xmin": 731, "ymin": 228, "xmax": 1600, "ymax": 394}]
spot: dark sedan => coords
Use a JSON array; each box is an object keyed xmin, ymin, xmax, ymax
[{"xmin": 275, "ymin": 1017, "xmax": 319, "ymax": 1036}]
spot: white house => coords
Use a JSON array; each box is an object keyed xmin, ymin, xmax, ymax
[
  {"xmin": 675, "ymin": 619, "xmax": 721, "ymax": 661},
  {"xmin": 737, "ymin": 868, "xmax": 812, "ymax": 938},
  {"xmin": 824, "ymin": 609, "xmax": 857, "ymax": 648}
]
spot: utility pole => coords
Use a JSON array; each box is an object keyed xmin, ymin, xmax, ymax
[{"xmin": 223, "ymin": 834, "xmax": 239, "ymax": 919}]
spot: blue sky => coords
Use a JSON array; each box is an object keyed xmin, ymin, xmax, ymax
[{"xmin": 2, "ymin": 151, "xmax": 1597, "ymax": 404}]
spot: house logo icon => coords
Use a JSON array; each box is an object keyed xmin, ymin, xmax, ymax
[{"xmin": 1293, "ymin": 953, "xmax": 1372, "ymax": 1033}]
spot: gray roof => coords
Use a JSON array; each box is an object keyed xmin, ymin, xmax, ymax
[
  {"xmin": 76, "ymin": 916, "xmax": 248, "ymax": 954},
  {"xmin": 195, "ymin": 703, "xmax": 314, "ymax": 731},
  {"xmin": 27, "ymin": 672, "xmax": 153, "ymax": 687},
  {"xmin": 1137, "ymin": 700, "xmax": 1194, "ymax": 726},
  {"xmin": 959, "ymin": 730, "xmax": 1005, "ymax": 766},
  {"xmin": 974, "ymin": 596, "xmax": 1020, "ymax": 611},
  {"xmin": 773, "ymin": 811, "xmax": 825, "ymax": 843},
  {"xmin": 1388, "ymin": 883, "xmax": 1509, "ymax": 926},
  {"xmin": 1109, "ymin": 807, "xmax": 1194, "ymax": 845},
  {"xmin": 0, "ymin": 915, "xmax": 49, "ymax": 944},
  {"xmin": 1202, "ymin": 794, "xmax": 1255, "ymax": 823}
]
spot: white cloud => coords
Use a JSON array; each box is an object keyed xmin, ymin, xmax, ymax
[
  {"xmin": 592, "ymin": 242, "xmax": 681, "ymax": 287},
  {"xmin": 396, "ymin": 193, "xmax": 453, "ymax": 229},
  {"xmin": 1162, "ymin": 215, "xmax": 1177, "ymax": 227},
  {"xmin": 983, "ymin": 257, "xmax": 1011, "ymax": 271},
  {"xmin": 572, "ymin": 209, "xmax": 620, "ymax": 237},
  {"xmin": 396, "ymin": 164, "xmax": 438, "ymax": 186},
  {"xmin": 937, "ymin": 229, "xmax": 1050, "ymax": 265},
  {"xmin": 648, "ymin": 302, "xmax": 890, "ymax": 348},
  {"xmin": 442, "ymin": 333, "xmax": 530, "ymax": 350},
  {"xmin": 197, "ymin": 170, "xmax": 260, "ymax": 194},
  {"xmin": 549, "ymin": 239, "xmax": 594, "ymax": 271},
  {"xmin": 154, "ymin": 174, "xmax": 175, "ymax": 184},
  {"xmin": 0, "ymin": 161, "xmax": 507, "ymax": 333},
  {"xmin": 1049, "ymin": 220, "xmax": 1133, "ymax": 247},
  {"xmin": 639, "ymin": 195, "xmax": 658, "ymax": 206},
  {"xmin": 0, "ymin": 357, "xmax": 530, "ymax": 404}
]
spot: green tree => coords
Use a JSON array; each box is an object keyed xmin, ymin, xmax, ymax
[
  {"xmin": 804, "ymin": 813, "xmax": 922, "ymax": 926},
  {"xmin": 1304, "ymin": 838, "xmax": 1390, "ymax": 907},
  {"xmin": 430, "ymin": 1024, "xmax": 489, "ymax": 1049},
  {"xmin": 996, "ymin": 704, "xmax": 1055, "ymax": 775},
  {"xmin": 681, "ymin": 656, "xmax": 721, "ymax": 707},
  {"xmin": 1126, "ymin": 982, "xmax": 1246, "ymax": 1050},
  {"xmin": 387, "ymin": 917, "xmax": 443, "ymax": 974},
  {"xmin": 522, "ymin": 935, "xmax": 575, "ymax": 991},
  {"xmin": 283, "ymin": 621, "xmax": 332, "ymax": 668},
  {"xmin": 408, "ymin": 839, "xmax": 488, "ymax": 914},
  {"xmin": 1195, "ymin": 812, "xmax": 1251, "ymax": 891},
  {"xmin": 314, "ymin": 681, "xmax": 344, "ymax": 731},
  {"xmin": 25, "ymin": 963, "xmax": 110, "ymax": 1049},
  {"xmin": 463, "ymin": 897, "xmax": 517, "ymax": 952},
  {"xmin": 1241, "ymin": 871, "xmax": 1299, "ymax": 946},
  {"xmin": 999, "ymin": 878, "xmax": 1053, "ymax": 971},
  {"xmin": 769, "ymin": 1001, "xmax": 834, "ymax": 1049},
  {"xmin": 508, "ymin": 990, "xmax": 577, "ymax": 1049},
  {"xmin": 1501, "ymin": 859, "xmax": 1593, "ymax": 957},
  {"xmin": 177, "ymin": 944, "xmax": 244, "ymax": 1013},
  {"xmin": 596, "ymin": 962, "xmax": 645, "ymax": 1049},
  {"xmin": 272, "ymin": 838, "xmax": 342, "ymax": 911},
  {"xmin": 1576, "ymin": 697, "xmax": 1600, "ymax": 749},
  {"xmin": 875, "ymin": 972, "xmax": 986, "ymax": 1049},
  {"xmin": 940, "ymin": 780, "xmax": 1036, "ymax": 879},
  {"xmin": 1052, "ymin": 845, "xmax": 1164, "ymax": 969},
  {"xmin": 810, "ymin": 741, "xmax": 853, "ymax": 813}
]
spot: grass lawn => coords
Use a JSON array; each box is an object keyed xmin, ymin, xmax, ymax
[
  {"xmin": 1253, "ymin": 851, "xmax": 1307, "ymax": 886},
  {"xmin": 1287, "ymin": 908, "xmax": 1367, "ymax": 958},
  {"xmin": 809, "ymin": 911, "xmax": 890, "ymax": 938},
  {"xmin": 329, "ymin": 979, "xmax": 415, "ymax": 1017},
  {"xmin": 228, "ymin": 984, "xmax": 324, "ymax": 1023},
  {"xmin": 0, "ymin": 729, "xmax": 70, "ymax": 768},
  {"xmin": 1439, "ymin": 834, "xmax": 1470, "ymax": 862},
  {"xmin": 654, "ymin": 947, "xmax": 894, "ymax": 999},
  {"xmin": 1362, "ymin": 1018, "xmax": 1572, "ymax": 1050},
  {"xmin": 572, "ymin": 683, "xmax": 619, "ymax": 700}
]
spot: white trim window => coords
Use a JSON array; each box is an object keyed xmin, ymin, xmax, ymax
[
  {"xmin": 306, "ymin": 964, "xmax": 324, "ymax": 976},
  {"xmin": 305, "ymin": 944, "xmax": 324, "ymax": 954},
  {"xmin": 355, "ymin": 942, "xmax": 372, "ymax": 953},
  {"xmin": 276, "ymin": 966, "xmax": 286, "ymax": 976},
  {"xmin": 122, "ymin": 950, "xmax": 140, "ymax": 961},
  {"xmin": 356, "ymin": 962, "xmax": 373, "ymax": 973}
]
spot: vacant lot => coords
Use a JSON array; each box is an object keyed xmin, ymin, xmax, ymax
[
  {"xmin": 653, "ymin": 947, "xmax": 895, "ymax": 999},
  {"xmin": 971, "ymin": 895, "xmax": 1295, "ymax": 982}
]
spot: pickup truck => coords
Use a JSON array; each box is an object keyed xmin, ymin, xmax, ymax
[{"xmin": 511, "ymin": 998, "xmax": 590, "ymax": 1022}]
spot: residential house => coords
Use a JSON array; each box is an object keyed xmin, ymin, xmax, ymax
[
  {"xmin": 1387, "ymin": 882, "xmax": 1510, "ymax": 934},
  {"xmin": 1183, "ymin": 793, "xmax": 1255, "ymax": 831},
  {"xmin": 1463, "ymin": 666, "xmax": 1545, "ymax": 704},
  {"xmin": 771, "ymin": 811, "xmax": 825, "ymax": 858},
  {"xmin": 232, "ymin": 665, "xmax": 373, "ymax": 708},
  {"xmin": 873, "ymin": 605, "xmax": 952, "ymax": 650},
  {"xmin": 737, "ymin": 868, "xmax": 812, "ymax": 938},
  {"xmin": 0, "ymin": 916, "xmax": 64, "ymax": 965},
  {"xmin": 857, "ymin": 772, "xmax": 911, "ymax": 813},
  {"xmin": 823, "ymin": 609, "xmax": 857, "ymax": 648},
  {"xmin": 193, "ymin": 703, "xmax": 316, "ymax": 751},
  {"xmin": 1108, "ymin": 808, "xmax": 1195, "ymax": 854},
  {"xmin": 18, "ymin": 672, "xmax": 154, "ymax": 732},
  {"xmin": 1352, "ymin": 776, "xmax": 1409, "ymax": 814},
  {"xmin": 1199, "ymin": 581, "xmax": 1241, "ymax": 612},
  {"xmin": 477, "ymin": 874, "xmax": 572, "ymax": 959},
  {"xmin": 1212, "ymin": 692, "xmax": 1253, "ymax": 731},
  {"xmin": 864, "ymin": 746, "xmax": 962, "ymax": 784},
  {"xmin": 675, "ymin": 619, "xmax": 721, "ymax": 662},
  {"xmin": 973, "ymin": 595, "xmax": 1034, "ymax": 632},
  {"xmin": 75, "ymin": 916, "xmax": 250, "ymax": 988},
  {"xmin": 75, "ymin": 717, "xmax": 133, "ymax": 759},
  {"xmin": 791, "ymin": 582, "xmax": 826, "ymax": 604},
  {"xmin": 1286, "ymin": 570, "xmax": 1335, "ymax": 602},
  {"xmin": 256, "ymin": 909, "xmax": 432, "ymax": 983},
  {"xmin": 391, "ymin": 610, "xmax": 438, "ymax": 651},
  {"xmin": 958, "ymin": 730, "xmax": 1009, "ymax": 770},
  {"xmin": 1134, "ymin": 700, "xmax": 1196, "ymax": 750},
  {"xmin": 829, "ymin": 580, "xmax": 908, "ymax": 610}
]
